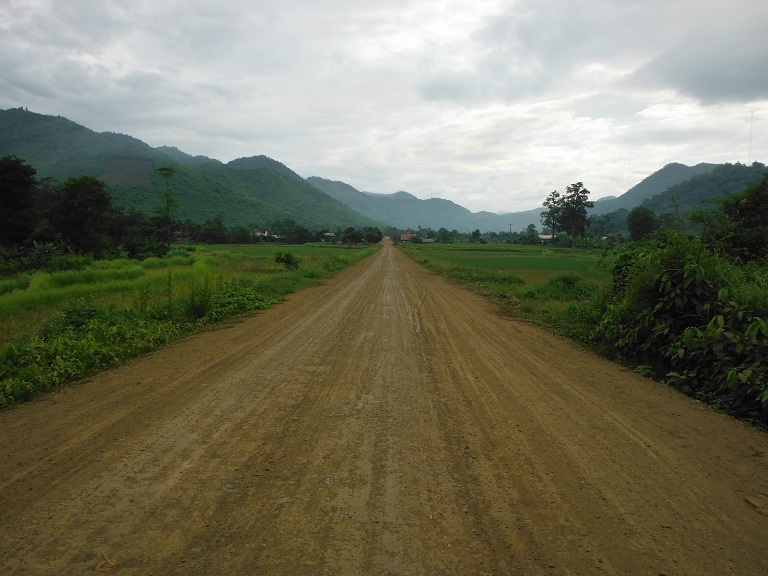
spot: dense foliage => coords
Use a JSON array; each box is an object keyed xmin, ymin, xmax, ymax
[
  {"xmin": 700, "ymin": 173, "xmax": 768, "ymax": 263},
  {"xmin": 597, "ymin": 231, "xmax": 767, "ymax": 424},
  {"xmin": 626, "ymin": 205, "xmax": 660, "ymax": 241}
]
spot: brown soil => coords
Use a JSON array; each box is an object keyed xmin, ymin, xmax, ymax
[{"xmin": 2, "ymin": 241, "xmax": 768, "ymax": 575}]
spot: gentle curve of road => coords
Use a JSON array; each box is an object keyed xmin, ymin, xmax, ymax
[{"xmin": 1, "ymin": 241, "xmax": 768, "ymax": 575}]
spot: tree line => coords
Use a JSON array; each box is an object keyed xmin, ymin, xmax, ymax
[{"xmin": 0, "ymin": 156, "xmax": 384, "ymax": 274}]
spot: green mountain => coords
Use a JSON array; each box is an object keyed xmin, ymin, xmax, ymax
[
  {"xmin": 641, "ymin": 162, "xmax": 767, "ymax": 216},
  {"xmin": 0, "ymin": 108, "xmax": 381, "ymax": 229},
  {"xmin": 596, "ymin": 162, "xmax": 767, "ymax": 231},
  {"xmin": 5, "ymin": 108, "xmax": 760, "ymax": 235},
  {"xmin": 590, "ymin": 162, "xmax": 718, "ymax": 215}
]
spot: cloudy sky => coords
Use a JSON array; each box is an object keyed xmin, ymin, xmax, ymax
[{"xmin": 2, "ymin": 0, "xmax": 767, "ymax": 213}]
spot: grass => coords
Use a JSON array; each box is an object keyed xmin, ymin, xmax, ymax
[
  {"xmin": 0, "ymin": 242, "xmax": 378, "ymax": 406},
  {"xmin": 0, "ymin": 243, "xmax": 373, "ymax": 343},
  {"xmin": 399, "ymin": 242, "xmax": 611, "ymax": 339}
]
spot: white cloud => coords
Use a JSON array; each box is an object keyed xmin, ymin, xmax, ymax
[{"xmin": 1, "ymin": 0, "xmax": 768, "ymax": 214}]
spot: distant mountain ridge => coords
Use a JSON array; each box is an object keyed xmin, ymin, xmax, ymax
[
  {"xmin": 0, "ymin": 108, "xmax": 382, "ymax": 230},
  {"xmin": 3, "ymin": 107, "xmax": 760, "ymax": 234},
  {"xmin": 307, "ymin": 161, "xmax": 734, "ymax": 232},
  {"xmin": 307, "ymin": 177, "xmax": 545, "ymax": 232}
]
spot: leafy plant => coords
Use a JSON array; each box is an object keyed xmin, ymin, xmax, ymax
[
  {"xmin": 598, "ymin": 230, "xmax": 768, "ymax": 425},
  {"xmin": 275, "ymin": 251, "xmax": 301, "ymax": 270}
]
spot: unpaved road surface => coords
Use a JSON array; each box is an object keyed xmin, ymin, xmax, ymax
[{"xmin": 2, "ymin": 242, "xmax": 768, "ymax": 575}]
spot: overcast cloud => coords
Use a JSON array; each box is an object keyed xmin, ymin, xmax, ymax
[{"xmin": 2, "ymin": 0, "xmax": 767, "ymax": 213}]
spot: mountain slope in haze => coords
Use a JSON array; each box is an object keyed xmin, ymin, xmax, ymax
[
  {"xmin": 308, "ymin": 163, "xmax": 729, "ymax": 234},
  {"xmin": 0, "ymin": 108, "xmax": 381, "ymax": 229},
  {"xmin": 307, "ymin": 177, "xmax": 544, "ymax": 233}
]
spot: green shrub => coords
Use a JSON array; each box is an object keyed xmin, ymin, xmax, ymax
[
  {"xmin": 597, "ymin": 231, "xmax": 768, "ymax": 425},
  {"xmin": 275, "ymin": 251, "xmax": 301, "ymax": 270}
]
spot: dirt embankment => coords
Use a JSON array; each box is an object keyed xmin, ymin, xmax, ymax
[{"xmin": 2, "ymin": 242, "xmax": 768, "ymax": 575}]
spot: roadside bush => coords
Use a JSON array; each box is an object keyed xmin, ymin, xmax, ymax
[
  {"xmin": 46, "ymin": 254, "xmax": 93, "ymax": 272},
  {"xmin": 322, "ymin": 255, "xmax": 348, "ymax": 271},
  {"xmin": 1, "ymin": 313, "xmax": 179, "ymax": 407},
  {"xmin": 597, "ymin": 230, "xmax": 768, "ymax": 425},
  {"xmin": 275, "ymin": 251, "xmax": 301, "ymax": 270},
  {"xmin": 202, "ymin": 277, "xmax": 275, "ymax": 323}
]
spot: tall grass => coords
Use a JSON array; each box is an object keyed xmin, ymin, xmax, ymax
[{"xmin": 0, "ymin": 244, "xmax": 378, "ymax": 406}]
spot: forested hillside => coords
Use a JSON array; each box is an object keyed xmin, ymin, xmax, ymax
[
  {"xmin": 0, "ymin": 108, "xmax": 380, "ymax": 230},
  {"xmin": 642, "ymin": 162, "xmax": 767, "ymax": 218},
  {"xmin": 590, "ymin": 162, "xmax": 717, "ymax": 215}
]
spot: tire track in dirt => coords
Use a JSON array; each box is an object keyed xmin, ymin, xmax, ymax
[{"xmin": 1, "ymin": 241, "xmax": 768, "ymax": 575}]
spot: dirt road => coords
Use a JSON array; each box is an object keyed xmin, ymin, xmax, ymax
[{"xmin": 2, "ymin": 242, "xmax": 768, "ymax": 575}]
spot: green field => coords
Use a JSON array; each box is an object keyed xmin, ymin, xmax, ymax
[
  {"xmin": 0, "ymin": 243, "xmax": 374, "ymax": 343},
  {"xmin": 1, "ymin": 243, "xmax": 378, "ymax": 406},
  {"xmin": 402, "ymin": 243, "xmax": 609, "ymax": 283},
  {"xmin": 399, "ymin": 242, "xmax": 611, "ymax": 335}
]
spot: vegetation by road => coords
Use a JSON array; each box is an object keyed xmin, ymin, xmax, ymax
[
  {"xmin": 401, "ymin": 237, "xmax": 768, "ymax": 428},
  {"xmin": 0, "ymin": 243, "xmax": 378, "ymax": 407},
  {"xmin": 2, "ymin": 242, "xmax": 767, "ymax": 574},
  {"xmin": 399, "ymin": 242, "xmax": 607, "ymax": 333}
]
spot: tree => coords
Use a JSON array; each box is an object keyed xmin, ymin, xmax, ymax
[
  {"xmin": 627, "ymin": 206, "xmax": 658, "ymax": 241},
  {"xmin": 522, "ymin": 224, "xmax": 540, "ymax": 245},
  {"xmin": 702, "ymin": 173, "xmax": 768, "ymax": 262},
  {"xmin": 588, "ymin": 214, "xmax": 617, "ymax": 238},
  {"xmin": 362, "ymin": 227, "xmax": 383, "ymax": 243},
  {"xmin": 154, "ymin": 167, "xmax": 177, "ymax": 249},
  {"xmin": 200, "ymin": 216, "xmax": 228, "ymax": 244},
  {"xmin": 560, "ymin": 182, "xmax": 593, "ymax": 247},
  {"xmin": 435, "ymin": 227, "xmax": 452, "ymax": 244},
  {"xmin": 341, "ymin": 227, "xmax": 362, "ymax": 244},
  {"xmin": 0, "ymin": 156, "xmax": 38, "ymax": 246},
  {"xmin": 540, "ymin": 190, "xmax": 562, "ymax": 242},
  {"xmin": 51, "ymin": 176, "xmax": 115, "ymax": 256}
]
